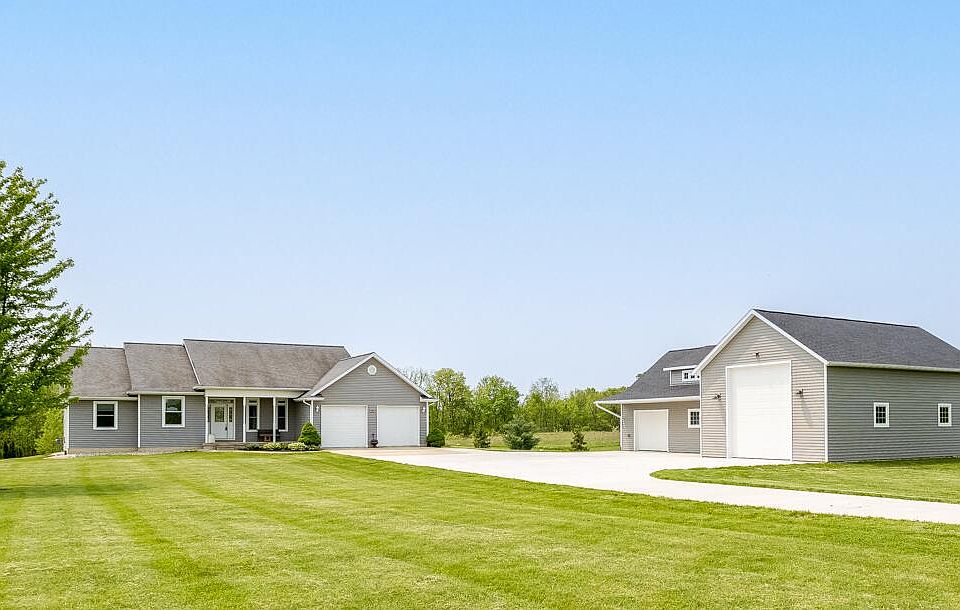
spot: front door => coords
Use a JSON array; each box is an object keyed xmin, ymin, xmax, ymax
[{"xmin": 210, "ymin": 399, "xmax": 235, "ymax": 440}]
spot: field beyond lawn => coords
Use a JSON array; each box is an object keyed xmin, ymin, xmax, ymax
[
  {"xmin": 445, "ymin": 430, "xmax": 620, "ymax": 451},
  {"xmin": 4, "ymin": 454, "xmax": 960, "ymax": 608},
  {"xmin": 653, "ymin": 457, "xmax": 960, "ymax": 504}
]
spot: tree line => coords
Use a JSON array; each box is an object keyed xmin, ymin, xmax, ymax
[{"xmin": 403, "ymin": 367, "xmax": 624, "ymax": 438}]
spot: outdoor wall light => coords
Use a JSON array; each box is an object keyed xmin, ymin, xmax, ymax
[
  {"xmin": 797, "ymin": 389, "xmax": 804, "ymax": 396},
  {"xmin": 713, "ymin": 393, "xmax": 722, "ymax": 400},
  {"xmin": 755, "ymin": 352, "xmax": 761, "ymax": 359}
]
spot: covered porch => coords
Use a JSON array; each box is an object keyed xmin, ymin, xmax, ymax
[{"xmin": 204, "ymin": 389, "xmax": 314, "ymax": 444}]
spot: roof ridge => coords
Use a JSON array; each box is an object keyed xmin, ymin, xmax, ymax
[
  {"xmin": 85, "ymin": 345, "xmax": 126, "ymax": 350},
  {"xmin": 124, "ymin": 342, "xmax": 185, "ymax": 347},
  {"xmin": 755, "ymin": 309, "xmax": 921, "ymax": 329},
  {"xmin": 666, "ymin": 344, "xmax": 715, "ymax": 353},
  {"xmin": 183, "ymin": 338, "xmax": 347, "ymax": 348}
]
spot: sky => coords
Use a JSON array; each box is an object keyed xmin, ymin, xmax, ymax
[{"xmin": 2, "ymin": 1, "xmax": 958, "ymax": 393}]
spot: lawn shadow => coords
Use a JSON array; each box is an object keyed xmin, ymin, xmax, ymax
[{"xmin": 0, "ymin": 482, "xmax": 148, "ymax": 498}]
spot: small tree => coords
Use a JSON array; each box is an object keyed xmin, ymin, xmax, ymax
[
  {"xmin": 425, "ymin": 426, "xmax": 445, "ymax": 447},
  {"xmin": 570, "ymin": 427, "xmax": 588, "ymax": 451},
  {"xmin": 298, "ymin": 422, "xmax": 321, "ymax": 447},
  {"xmin": 471, "ymin": 425, "xmax": 491, "ymax": 448},
  {"xmin": 502, "ymin": 416, "xmax": 539, "ymax": 450}
]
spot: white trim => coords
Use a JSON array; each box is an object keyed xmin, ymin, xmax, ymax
[
  {"xmin": 137, "ymin": 395, "xmax": 142, "ymax": 448},
  {"xmin": 242, "ymin": 398, "xmax": 247, "ymax": 443},
  {"xmin": 596, "ymin": 396, "xmax": 699, "ymax": 405},
  {"xmin": 160, "ymin": 396, "xmax": 186, "ymax": 428},
  {"xmin": 205, "ymin": 388, "xmax": 303, "ymax": 399},
  {"xmin": 73, "ymin": 396, "xmax": 137, "ymax": 401},
  {"xmin": 272, "ymin": 396, "xmax": 277, "ymax": 442},
  {"xmin": 204, "ymin": 394, "xmax": 211, "ymax": 443},
  {"xmin": 827, "ymin": 362, "xmax": 960, "ymax": 374},
  {"xmin": 823, "ymin": 363, "xmax": 829, "ymax": 462},
  {"xmin": 593, "ymin": 401, "xmax": 623, "ymax": 420},
  {"xmin": 195, "ymin": 386, "xmax": 309, "ymax": 391},
  {"xmin": 276, "ymin": 398, "xmax": 289, "ymax": 432},
  {"xmin": 92, "ymin": 400, "xmax": 119, "ymax": 430},
  {"xmin": 246, "ymin": 397, "xmax": 261, "ymax": 432},
  {"xmin": 724, "ymin": 360, "xmax": 794, "ymax": 460},
  {"xmin": 632, "ymin": 408, "xmax": 669, "ymax": 452},
  {"xmin": 687, "ymin": 408, "xmax": 701, "ymax": 429},
  {"xmin": 662, "ymin": 365, "xmax": 697, "ymax": 372},
  {"xmin": 63, "ymin": 404, "xmax": 70, "ymax": 451},
  {"xmin": 129, "ymin": 391, "xmax": 204, "ymax": 396},
  {"xmin": 694, "ymin": 310, "xmax": 827, "ymax": 375},
  {"xmin": 307, "ymin": 353, "xmax": 432, "ymax": 399},
  {"xmin": 873, "ymin": 402, "xmax": 890, "ymax": 428},
  {"xmin": 938, "ymin": 403, "xmax": 952, "ymax": 427}
]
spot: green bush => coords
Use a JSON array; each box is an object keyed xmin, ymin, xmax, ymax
[
  {"xmin": 570, "ymin": 427, "xmax": 588, "ymax": 451},
  {"xmin": 298, "ymin": 422, "xmax": 321, "ymax": 447},
  {"xmin": 425, "ymin": 427, "xmax": 445, "ymax": 447},
  {"xmin": 286, "ymin": 441, "xmax": 308, "ymax": 451},
  {"xmin": 502, "ymin": 416, "xmax": 539, "ymax": 450},
  {"xmin": 472, "ymin": 426, "xmax": 491, "ymax": 448},
  {"xmin": 262, "ymin": 442, "xmax": 287, "ymax": 451},
  {"xmin": 242, "ymin": 443, "xmax": 262, "ymax": 450},
  {"xmin": 35, "ymin": 408, "xmax": 65, "ymax": 454}
]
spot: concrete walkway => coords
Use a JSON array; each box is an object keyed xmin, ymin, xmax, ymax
[{"xmin": 331, "ymin": 447, "xmax": 960, "ymax": 524}]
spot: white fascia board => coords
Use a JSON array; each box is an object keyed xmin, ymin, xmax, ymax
[
  {"xmin": 662, "ymin": 365, "xmax": 697, "ymax": 371},
  {"xmin": 595, "ymin": 396, "xmax": 700, "ymax": 405},
  {"xmin": 827, "ymin": 362, "xmax": 960, "ymax": 374},
  {"xmin": 693, "ymin": 310, "xmax": 828, "ymax": 375},
  {"xmin": 204, "ymin": 388, "xmax": 306, "ymax": 398},
  {"xmin": 72, "ymin": 396, "xmax": 138, "ymax": 401}
]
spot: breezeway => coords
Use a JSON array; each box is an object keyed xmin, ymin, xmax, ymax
[{"xmin": 331, "ymin": 447, "xmax": 960, "ymax": 524}]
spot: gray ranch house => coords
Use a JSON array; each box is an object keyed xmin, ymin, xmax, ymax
[
  {"xmin": 64, "ymin": 340, "xmax": 434, "ymax": 453},
  {"xmin": 598, "ymin": 309, "xmax": 960, "ymax": 462}
]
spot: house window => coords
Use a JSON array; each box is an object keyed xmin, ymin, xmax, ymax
[
  {"xmin": 688, "ymin": 408, "xmax": 701, "ymax": 429},
  {"xmin": 162, "ymin": 396, "xmax": 185, "ymax": 428},
  {"xmin": 874, "ymin": 402, "xmax": 889, "ymax": 428},
  {"xmin": 939, "ymin": 403, "xmax": 953, "ymax": 427},
  {"xmin": 247, "ymin": 398, "xmax": 260, "ymax": 431},
  {"xmin": 277, "ymin": 398, "xmax": 288, "ymax": 432},
  {"xmin": 93, "ymin": 401, "xmax": 118, "ymax": 430},
  {"xmin": 681, "ymin": 370, "xmax": 698, "ymax": 383}
]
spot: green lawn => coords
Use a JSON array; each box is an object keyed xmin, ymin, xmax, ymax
[
  {"xmin": 654, "ymin": 457, "xmax": 960, "ymax": 504},
  {"xmin": 445, "ymin": 430, "xmax": 620, "ymax": 451},
  {"xmin": 3, "ymin": 453, "xmax": 960, "ymax": 608}
]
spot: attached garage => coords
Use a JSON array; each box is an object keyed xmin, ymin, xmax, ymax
[
  {"xmin": 321, "ymin": 405, "xmax": 368, "ymax": 448},
  {"xmin": 726, "ymin": 362, "xmax": 792, "ymax": 460},
  {"xmin": 376, "ymin": 406, "xmax": 420, "ymax": 446},
  {"xmin": 634, "ymin": 409, "xmax": 669, "ymax": 451}
]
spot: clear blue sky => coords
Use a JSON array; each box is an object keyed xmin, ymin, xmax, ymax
[{"xmin": 2, "ymin": 2, "xmax": 958, "ymax": 393}]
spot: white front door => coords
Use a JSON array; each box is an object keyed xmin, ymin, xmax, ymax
[
  {"xmin": 726, "ymin": 362, "xmax": 792, "ymax": 460},
  {"xmin": 634, "ymin": 409, "xmax": 669, "ymax": 451},
  {"xmin": 210, "ymin": 399, "xmax": 235, "ymax": 440},
  {"xmin": 376, "ymin": 406, "xmax": 420, "ymax": 446}
]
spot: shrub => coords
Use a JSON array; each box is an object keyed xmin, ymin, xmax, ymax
[
  {"xmin": 425, "ymin": 427, "xmax": 446, "ymax": 448},
  {"xmin": 287, "ymin": 441, "xmax": 308, "ymax": 451},
  {"xmin": 262, "ymin": 442, "xmax": 287, "ymax": 451},
  {"xmin": 472, "ymin": 426, "xmax": 491, "ymax": 448},
  {"xmin": 502, "ymin": 416, "xmax": 539, "ymax": 450},
  {"xmin": 242, "ymin": 443, "xmax": 262, "ymax": 451},
  {"xmin": 570, "ymin": 427, "xmax": 588, "ymax": 451},
  {"xmin": 298, "ymin": 422, "xmax": 321, "ymax": 447}
]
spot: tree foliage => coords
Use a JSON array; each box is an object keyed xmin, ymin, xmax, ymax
[
  {"xmin": 0, "ymin": 162, "xmax": 91, "ymax": 431},
  {"xmin": 501, "ymin": 416, "xmax": 539, "ymax": 450},
  {"xmin": 298, "ymin": 422, "xmax": 321, "ymax": 446},
  {"xmin": 472, "ymin": 375, "xmax": 520, "ymax": 433},
  {"xmin": 429, "ymin": 368, "xmax": 473, "ymax": 436}
]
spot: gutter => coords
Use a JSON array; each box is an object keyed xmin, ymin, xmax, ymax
[{"xmin": 593, "ymin": 402, "xmax": 622, "ymax": 420}]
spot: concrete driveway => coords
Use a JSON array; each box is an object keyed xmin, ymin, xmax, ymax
[{"xmin": 331, "ymin": 447, "xmax": 960, "ymax": 524}]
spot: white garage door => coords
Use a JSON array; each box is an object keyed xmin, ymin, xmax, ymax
[
  {"xmin": 376, "ymin": 406, "xmax": 420, "ymax": 447},
  {"xmin": 321, "ymin": 405, "xmax": 368, "ymax": 448},
  {"xmin": 727, "ymin": 362, "xmax": 792, "ymax": 460},
  {"xmin": 634, "ymin": 409, "xmax": 669, "ymax": 451}
]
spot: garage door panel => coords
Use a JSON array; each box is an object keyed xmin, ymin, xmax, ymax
[
  {"xmin": 321, "ymin": 406, "xmax": 368, "ymax": 448},
  {"xmin": 634, "ymin": 410, "xmax": 669, "ymax": 452},
  {"xmin": 727, "ymin": 363, "xmax": 791, "ymax": 460},
  {"xmin": 377, "ymin": 406, "xmax": 420, "ymax": 447}
]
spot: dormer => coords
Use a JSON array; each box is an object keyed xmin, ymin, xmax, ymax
[{"xmin": 665, "ymin": 366, "xmax": 699, "ymax": 386}]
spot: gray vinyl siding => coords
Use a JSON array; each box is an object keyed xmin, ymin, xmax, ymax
[
  {"xmin": 139, "ymin": 394, "xmax": 206, "ymax": 448},
  {"xmin": 700, "ymin": 316, "xmax": 826, "ymax": 462},
  {"xmin": 67, "ymin": 400, "xmax": 138, "ymax": 449},
  {"xmin": 321, "ymin": 360, "xmax": 426, "ymax": 446},
  {"xmin": 621, "ymin": 400, "xmax": 700, "ymax": 452},
  {"xmin": 827, "ymin": 366, "xmax": 960, "ymax": 461},
  {"xmin": 289, "ymin": 401, "xmax": 309, "ymax": 442}
]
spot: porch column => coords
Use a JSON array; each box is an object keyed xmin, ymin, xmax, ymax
[
  {"xmin": 309, "ymin": 400, "xmax": 314, "ymax": 425},
  {"xmin": 242, "ymin": 398, "xmax": 247, "ymax": 443},
  {"xmin": 272, "ymin": 396, "xmax": 277, "ymax": 442},
  {"xmin": 204, "ymin": 394, "xmax": 210, "ymax": 443}
]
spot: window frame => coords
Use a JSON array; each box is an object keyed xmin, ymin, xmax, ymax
[
  {"xmin": 276, "ymin": 398, "xmax": 288, "ymax": 432},
  {"xmin": 92, "ymin": 400, "xmax": 118, "ymax": 430},
  {"xmin": 161, "ymin": 396, "xmax": 186, "ymax": 428},
  {"xmin": 247, "ymin": 398, "xmax": 260, "ymax": 432},
  {"xmin": 681, "ymin": 369, "xmax": 698, "ymax": 383},
  {"xmin": 939, "ymin": 403, "xmax": 953, "ymax": 428},
  {"xmin": 687, "ymin": 408, "xmax": 701, "ymax": 429},
  {"xmin": 873, "ymin": 402, "xmax": 889, "ymax": 428}
]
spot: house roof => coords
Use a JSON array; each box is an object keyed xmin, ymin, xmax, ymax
[
  {"xmin": 183, "ymin": 339, "xmax": 350, "ymax": 389},
  {"xmin": 124, "ymin": 343, "xmax": 199, "ymax": 392},
  {"xmin": 753, "ymin": 310, "xmax": 960, "ymax": 370},
  {"xmin": 68, "ymin": 347, "xmax": 132, "ymax": 397},
  {"xmin": 598, "ymin": 345, "xmax": 714, "ymax": 403},
  {"xmin": 302, "ymin": 352, "xmax": 433, "ymax": 399}
]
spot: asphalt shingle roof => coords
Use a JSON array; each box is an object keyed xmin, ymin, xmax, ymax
[
  {"xmin": 601, "ymin": 345, "xmax": 714, "ymax": 403},
  {"xmin": 303, "ymin": 353, "xmax": 374, "ymax": 397},
  {"xmin": 124, "ymin": 343, "xmax": 199, "ymax": 392},
  {"xmin": 756, "ymin": 310, "xmax": 960, "ymax": 370},
  {"xmin": 68, "ymin": 347, "xmax": 132, "ymax": 397},
  {"xmin": 183, "ymin": 339, "xmax": 350, "ymax": 389}
]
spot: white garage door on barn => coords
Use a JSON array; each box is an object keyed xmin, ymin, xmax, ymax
[
  {"xmin": 376, "ymin": 406, "xmax": 420, "ymax": 446},
  {"xmin": 321, "ymin": 405, "xmax": 368, "ymax": 448},
  {"xmin": 634, "ymin": 409, "xmax": 669, "ymax": 451},
  {"xmin": 726, "ymin": 362, "xmax": 792, "ymax": 460}
]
